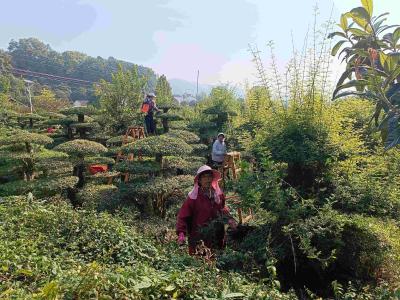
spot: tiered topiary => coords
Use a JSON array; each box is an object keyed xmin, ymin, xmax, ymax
[
  {"xmin": 118, "ymin": 134, "xmax": 195, "ymax": 216},
  {"xmin": 120, "ymin": 175, "xmax": 193, "ymax": 217},
  {"xmin": 0, "ymin": 128, "xmax": 78, "ymax": 198},
  {"xmin": 163, "ymin": 129, "xmax": 208, "ymax": 174},
  {"xmin": 155, "ymin": 104, "xmax": 184, "ymax": 133},
  {"xmin": 60, "ymin": 106, "xmax": 99, "ymax": 139},
  {"xmin": 121, "ymin": 135, "xmax": 192, "ymax": 167},
  {"xmin": 188, "ymin": 120, "xmax": 219, "ymax": 144},
  {"xmin": 17, "ymin": 113, "xmax": 46, "ymax": 129},
  {"xmin": 105, "ymin": 135, "xmax": 135, "ymax": 161},
  {"xmin": 54, "ymin": 139, "xmax": 108, "ymax": 188},
  {"xmin": 0, "ymin": 110, "xmax": 21, "ymax": 128},
  {"xmin": 0, "ymin": 129, "xmax": 53, "ymax": 181}
]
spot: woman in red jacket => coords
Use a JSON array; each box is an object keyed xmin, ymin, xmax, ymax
[{"xmin": 176, "ymin": 165, "xmax": 237, "ymax": 255}]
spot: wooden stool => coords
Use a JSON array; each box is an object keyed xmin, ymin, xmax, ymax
[
  {"xmin": 117, "ymin": 126, "xmax": 145, "ymax": 179},
  {"xmin": 126, "ymin": 126, "xmax": 146, "ymax": 140},
  {"xmin": 219, "ymin": 151, "xmax": 241, "ymax": 187}
]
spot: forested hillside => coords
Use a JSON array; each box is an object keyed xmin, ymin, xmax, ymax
[{"xmin": 3, "ymin": 38, "xmax": 157, "ymax": 102}]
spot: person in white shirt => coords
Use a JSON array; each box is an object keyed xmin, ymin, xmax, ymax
[{"xmin": 211, "ymin": 133, "xmax": 227, "ymax": 165}]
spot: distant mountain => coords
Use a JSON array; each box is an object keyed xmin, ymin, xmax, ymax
[{"xmin": 169, "ymin": 78, "xmax": 214, "ymax": 96}]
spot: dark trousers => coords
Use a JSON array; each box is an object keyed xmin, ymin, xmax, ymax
[{"xmin": 145, "ymin": 114, "xmax": 156, "ymax": 134}]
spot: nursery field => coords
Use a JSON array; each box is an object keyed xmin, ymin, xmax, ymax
[{"xmin": 1, "ymin": 0, "xmax": 400, "ymax": 299}]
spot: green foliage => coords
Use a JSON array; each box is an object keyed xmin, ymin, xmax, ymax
[
  {"xmin": 332, "ymin": 149, "xmax": 400, "ymax": 219},
  {"xmin": 163, "ymin": 156, "xmax": 206, "ymax": 175},
  {"xmin": 165, "ymin": 129, "xmax": 200, "ymax": 144},
  {"xmin": 330, "ymin": 0, "xmax": 400, "ymax": 149},
  {"xmin": 84, "ymin": 156, "xmax": 115, "ymax": 166},
  {"xmin": 155, "ymin": 74, "xmax": 174, "ymax": 105},
  {"xmin": 76, "ymin": 184, "xmax": 120, "ymax": 210},
  {"xmin": 60, "ymin": 106, "xmax": 97, "ymax": 117},
  {"xmin": 120, "ymin": 175, "xmax": 193, "ymax": 216},
  {"xmin": 0, "ymin": 176, "xmax": 78, "ymax": 197},
  {"xmin": 0, "ymin": 198, "xmax": 294, "ymax": 299},
  {"xmin": 114, "ymin": 160, "xmax": 161, "ymax": 174},
  {"xmin": 54, "ymin": 139, "xmax": 108, "ymax": 158},
  {"xmin": 187, "ymin": 86, "xmax": 241, "ymax": 140},
  {"xmin": 106, "ymin": 135, "xmax": 135, "ymax": 145},
  {"xmin": 0, "ymin": 129, "xmax": 53, "ymax": 146},
  {"xmin": 69, "ymin": 122, "xmax": 100, "ymax": 129},
  {"xmin": 96, "ymin": 65, "xmax": 149, "ymax": 133},
  {"xmin": 123, "ymin": 175, "xmax": 193, "ymax": 196},
  {"xmin": 191, "ymin": 143, "xmax": 208, "ymax": 156},
  {"xmin": 7, "ymin": 37, "xmax": 156, "ymax": 102},
  {"xmin": 121, "ymin": 135, "xmax": 193, "ymax": 158},
  {"xmin": 155, "ymin": 112, "xmax": 184, "ymax": 121}
]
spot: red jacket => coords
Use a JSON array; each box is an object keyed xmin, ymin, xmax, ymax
[{"xmin": 176, "ymin": 192, "xmax": 230, "ymax": 250}]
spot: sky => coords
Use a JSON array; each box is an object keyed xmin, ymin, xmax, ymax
[{"xmin": 1, "ymin": 0, "xmax": 400, "ymax": 87}]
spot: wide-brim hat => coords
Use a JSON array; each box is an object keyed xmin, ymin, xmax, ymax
[
  {"xmin": 147, "ymin": 92, "xmax": 156, "ymax": 97},
  {"xmin": 194, "ymin": 165, "xmax": 221, "ymax": 183},
  {"xmin": 217, "ymin": 132, "xmax": 225, "ymax": 138}
]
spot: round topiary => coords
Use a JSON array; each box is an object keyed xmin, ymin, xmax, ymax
[
  {"xmin": 191, "ymin": 143, "xmax": 208, "ymax": 155},
  {"xmin": 121, "ymin": 135, "xmax": 192, "ymax": 158},
  {"xmin": 54, "ymin": 139, "xmax": 108, "ymax": 157},
  {"xmin": 128, "ymin": 175, "xmax": 193, "ymax": 195},
  {"xmin": 76, "ymin": 183, "xmax": 119, "ymax": 209},
  {"xmin": 84, "ymin": 156, "xmax": 115, "ymax": 166},
  {"xmin": 169, "ymin": 121, "xmax": 189, "ymax": 130},
  {"xmin": 37, "ymin": 160, "xmax": 74, "ymax": 177},
  {"xmin": 163, "ymin": 156, "xmax": 206, "ymax": 175},
  {"xmin": 0, "ymin": 176, "xmax": 79, "ymax": 198},
  {"xmin": 166, "ymin": 130, "xmax": 200, "ymax": 144},
  {"xmin": 0, "ymin": 130, "xmax": 53, "ymax": 146}
]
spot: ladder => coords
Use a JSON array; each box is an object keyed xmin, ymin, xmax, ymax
[
  {"xmin": 117, "ymin": 126, "xmax": 146, "ymax": 182},
  {"xmin": 219, "ymin": 151, "xmax": 242, "ymax": 188}
]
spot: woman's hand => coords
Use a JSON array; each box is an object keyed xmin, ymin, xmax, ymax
[
  {"xmin": 178, "ymin": 232, "xmax": 186, "ymax": 245},
  {"xmin": 228, "ymin": 218, "xmax": 238, "ymax": 230}
]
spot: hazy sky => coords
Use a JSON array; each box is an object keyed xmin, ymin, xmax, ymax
[{"xmin": 1, "ymin": 0, "xmax": 399, "ymax": 86}]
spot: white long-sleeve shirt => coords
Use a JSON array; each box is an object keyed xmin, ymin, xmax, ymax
[{"xmin": 212, "ymin": 140, "xmax": 227, "ymax": 162}]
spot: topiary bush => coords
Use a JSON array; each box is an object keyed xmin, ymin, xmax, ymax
[
  {"xmin": 121, "ymin": 135, "xmax": 192, "ymax": 165},
  {"xmin": 54, "ymin": 139, "xmax": 108, "ymax": 188},
  {"xmin": 0, "ymin": 176, "xmax": 79, "ymax": 198},
  {"xmin": 120, "ymin": 175, "xmax": 193, "ymax": 217},
  {"xmin": 0, "ymin": 129, "xmax": 53, "ymax": 181},
  {"xmin": 165, "ymin": 129, "xmax": 200, "ymax": 144}
]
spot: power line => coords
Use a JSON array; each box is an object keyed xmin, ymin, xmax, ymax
[{"xmin": 11, "ymin": 67, "xmax": 98, "ymax": 85}]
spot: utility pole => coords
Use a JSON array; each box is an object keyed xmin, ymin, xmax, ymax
[
  {"xmin": 24, "ymin": 79, "xmax": 34, "ymax": 113},
  {"xmin": 196, "ymin": 70, "xmax": 199, "ymax": 100}
]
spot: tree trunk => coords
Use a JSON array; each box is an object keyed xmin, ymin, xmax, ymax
[
  {"xmin": 73, "ymin": 159, "xmax": 86, "ymax": 188},
  {"xmin": 78, "ymin": 127, "xmax": 86, "ymax": 139},
  {"xmin": 29, "ymin": 118, "xmax": 33, "ymax": 128},
  {"xmin": 67, "ymin": 126, "xmax": 73, "ymax": 139},
  {"xmin": 155, "ymin": 154, "xmax": 163, "ymax": 170},
  {"xmin": 162, "ymin": 118, "xmax": 169, "ymax": 133},
  {"xmin": 78, "ymin": 114, "xmax": 84, "ymax": 123}
]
